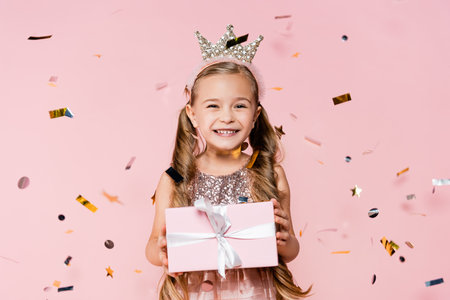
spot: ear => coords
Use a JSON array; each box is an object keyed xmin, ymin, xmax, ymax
[
  {"xmin": 185, "ymin": 104, "xmax": 198, "ymax": 128},
  {"xmin": 253, "ymin": 105, "xmax": 262, "ymax": 125}
]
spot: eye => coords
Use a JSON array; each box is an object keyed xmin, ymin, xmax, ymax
[
  {"xmin": 207, "ymin": 104, "xmax": 218, "ymax": 108},
  {"xmin": 236, "ymin": 104, "xmax": 247, "ymax": 108}
]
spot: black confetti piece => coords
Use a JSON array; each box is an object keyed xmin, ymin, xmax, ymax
[{"xmin": 165, "ymin": 167, "xmax": 183, "ymax": 183}]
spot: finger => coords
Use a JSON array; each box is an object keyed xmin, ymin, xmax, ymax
[
  {"xmin": 271, "ymin": 198, "xmax": 279, "ymax": 208},
  {"xmin": 274, "ymin": 208, "xmax": 288, "ymax": 218},
  {"xmin": 277, "ymin": 239, "xmax": 287, "ymax": 246},
  {"xmin": 275, "ymin": 216, "xmax": 290, "ymax": 230},
  {"xmin": 160, "ymin": 225, "xmax": 166, "ymax": 237},
  {"xmin": 277, "ymin": 231, "xmax": 290, "ymax": 241}
]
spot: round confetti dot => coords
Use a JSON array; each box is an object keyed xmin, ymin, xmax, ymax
[
  {"xmin": 201, "ymin": 280, "xmax": 214, "ymax": 292},
  {"xmin": 399, "ymin": 256, "xmax": 405, "ymax": 262},
  {"xmin": 17, "ymin": 176, "xmax": 30, "ymax": 189},
  {"xmin": 345, "ymin": 156, "xmax": 351, "ymax": 162},
  {"xmin": 342, "ymin": 35, "xmax": 348, "ymax": 41},
  {"xmin": 368, "ymin": 208, "xmax": 379, "ymax": 218},
  {"xmin": 104, "ymin": 240, "xmax": 114, "ymax": 249},
  {"xmin": 372, "ymin": 274, "xmax": 376, "ymax": 284},
  {"xmin": 58, "ymin": 214, "xmax": 65, "ymax": 221}
]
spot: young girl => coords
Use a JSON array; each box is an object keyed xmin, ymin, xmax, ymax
[{"xmin": 146, "ymin": 25, "xmax": 312, "ymax": 299}]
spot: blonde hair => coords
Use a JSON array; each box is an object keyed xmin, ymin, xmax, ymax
[{"xmin": 159, "ymin": 61, "xmax": 313, "ymax": 299}]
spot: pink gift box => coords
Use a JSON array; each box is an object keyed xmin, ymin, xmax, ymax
[{"xmin": 165, "ymin": 201, "xmax": 278, "ymax": 273}]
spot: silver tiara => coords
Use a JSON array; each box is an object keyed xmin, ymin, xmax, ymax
[{"xmin": 194, "ymin": 24, "xmax": 264, "ymax": 63}]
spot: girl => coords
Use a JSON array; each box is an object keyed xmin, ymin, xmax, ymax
[{"xmin": 146, "ymin": 25, "xmax": 312, "ymax": 299}]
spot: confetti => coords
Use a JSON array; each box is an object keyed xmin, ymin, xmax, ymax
[
  {"xmin": 350, "ymin": 185, "xmax": 362, "ymax": 197},
  {"xmin": 332, "ymin": 93, "xmax": 351, "ymax": 105},
  {"xmin": 48, "ymin": 82, "xmax": 57, "ymax": 87},
  {"xmin": 406, "ymin": 194, "xmax": 416, "ymax": 200},
  {"xmin": 292, "ymin": 52, "xmax": 300, "ymax": 58},
  {"xmin": 317, "ymin": 160, "xmax": 325, "ymax": 165},
  {"xmin": 43, "ymin": 286, "xmax": 52, "ymax": 292},
  {"xmin": 102, "ymin": 190, "xmax": 123, "ymax": 205},
  {"xmin": 94, "ymin": 54, "xmax": 102, "ymax": 58},
  {"xmin": 76, "ymin": 195, "xmax": 98, "ymax": 213},
  {"xmin": 226, "ymin": 34, "xmax": 248, "ymax": 48},
  {"xmin": 432, "ymin": 179, "xmax": 450, "ymax": 186},
  {"xmin": 49, "ymin": 76, "xmax": 58, "ymax": 82},
  {"xmin": 380, "ymin": 236, "xmax": 398, "ymax": 256},
  {"xmin": 246, "ymin": 150, "xmax": 259, "ymax": 168},
  {"xmin": 341, "ymin": 35, "xmax": 348, "ymax": 41},
  {"xmin": 53, "ymin": 280, "xmax": 61, "ymax": 288},
  {"xmin": 134, "ymin": 269, "xmax": 142, "ymax": 273},
  {"xmin": 151, "ymin": 190, "xmax": 156, "ymax": 205},
  {"xmin": 425, "ymin": 278, "xmax": 444, "ymax": 287},
  {"xmin": 104, "ymin": 240, "xmax": 114, "ymax": 249},
  {"xmin": 106, "ymin": 266, "xmax": 114, "ymax": 278},
  {"xmin": 405, "ymin": 241, "xmax": 414, "ymax": 248},
  {"xmin": 331, "ymin": 250, "xmax": 350, "ymax": 254},
  {"xmin": 49, "ymin": 107, "xmax": 74, "ymax": 119},
  {"xmin": 58, "ymin": 286, "xmax": 73, "ymax": 292},
  {"xmin": 410, "ymin": 212, "xmax": 426, "ymax": 216},
  {"xmin": 17, "ymin": 176, "xmax": 30, "ymax": 189},
  {"xmin": 58, "ymin": 214, "xmax": 65, "ymax": 221},
  {"xmin": 0, "ymin": 255, "xmax": 19, "ymax": 263},
  {"xmin": 65, "ymin": 230, "xmax": 74, "ymax": 234},
  {"xmin": 368, "ymin": 208, "xmax": 379, "ymax": 218},
  {"xmin": 155, "ymin": 82, "xmax": 168, "ymax": 90},
  {"xmin": 304, "ymin": 136, "xmax": 321, "ymax": 147},
  {"xmin": 274, "ymin": 125, "xmax": 285, "ymax": 139},
  {"xmin": 289, "ymin": 113, "xmax": 297, "ymax": 119},
  {"xmin": 240, "ymin": 141, "xmax": 248, "ymax": 151},
  {"xmin": 271, "ymin": 87, "xmax": 283, "ymax": 91},
  {"xmin": 372, "ymin": 274, "xmax": 376, "ymax": 285},
  {"xmin": 165, "ymin": 167, "xmax": 184, "ymax": 183},
  {"xmin": 345, "ymin": 156, "xmax": 351, "ymax": 162},
  {"xmin": 396, "ymin": 167, "xmax": 409, "ymax": 176},
  {"xmin": 399, "ymin": 256, "xmax": 405, "ymax": 262},
  {"xmin": 275, "ymin": 15, "xmax": 292, "ymax": 19},
  {"xmin": 28, "ymin": 35, "xmax": 52, "ymax": 40},
  {"xmin": 64, "ymin": 256, "xmax": 72, "ymax": 266},
  {"xmin": 316, "ymin": 228, "xmax": 338, "ymax": 233},
  {"xmin": 238, "ymin": 196, "xmax": 248, "ymax": 203},
  {"xmin": 125, "ymin": 156, "xmax": 136, "ymax": 170}
]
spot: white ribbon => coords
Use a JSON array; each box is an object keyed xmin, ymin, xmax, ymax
[{"xmin": 166, "ymin": 197, "xmax": 275, "ymax": 278}]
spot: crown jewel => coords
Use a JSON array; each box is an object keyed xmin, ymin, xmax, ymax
[{"xmin": 195, "ymin": 24, "xmax": 263, "ymax": 63}]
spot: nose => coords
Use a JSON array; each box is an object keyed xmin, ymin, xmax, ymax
[{"xmin": 219, "ymin": 107, "xmax": 235, "ymax": 123}]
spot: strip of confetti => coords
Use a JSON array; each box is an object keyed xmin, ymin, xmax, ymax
[
  {"xmin": 304, "ymin": 136, "xmax": 321, "ymax": 147},
  {"xmin": 246, "ymin": 150, "xmax": 260, "ymax": 168},
  {"xmin": 58, "ymin": 286, "xmax": 74, "ymax": 292},
  {"xmin": 226, "ymin": 34, "xmax": 249, "ymax": 48},
  {"xmin": 410, "ymin": 212, "xmax": 426, "ymax": 216},
  {"xmin": 405, "ymin": 241, "xmax": 414, "ymax": 248},
  {"xmin": 317, "ymin": 160, "xmax": 325, "ymax": 165},
  {"xmin": 292, "ymin": 52, "xmax": 300, "ymax": 58},
  {"xmin": 94, "ymin": 54, "xmax": 102, "ymax": 58},
  {"xmin": 332, "ymin": 93, "xmax": 351, "ymax": 105},
  {"xmin": 64, "ymin": 256, "xmax": 72, "ymax": 266},
  {"xmin": 275, "ymin": 15, "xmax": 292, "ymax": 19},
  {"xmin": 289, "ymin": 113, "xmax": 297, "ymax": 119},
  {"xmin": 76, "ymin": 195, "xmax": 98, "ymax": 213},
  {"xmin": 28, "ymin": 35, "xmax": 52, "ymax": 40},
  {"xmin": 0, "ymin": 255, "xmax": 19, "ymax": 263},
  {"xmin": 49, "ymin": 107, "xmax": 74, "ymax": 119},
  {"xmin": 271, "ymin": 87, "xmax": 283, "ymax": 91},
  {"xmin": 135, "ymin": 269, "xmax": 142, "ymax": 273},
  {"xmin": 125, "ymin": 156, "xmax": 136, "ymax": 170},
  {"xmin": 380, "ymin": 236, "xmax": 399, "ymax": 256},
  {"xmin": 425, "ymin": 278, "xmax": 444, "ymax": 287},
  {"xmin": 406, "ymin": 194, "xmax": 416, "ymax": 200},
  {"xmin": 165, "ymin": 167, "xmax": 184, "ymax": 183},
  {"xmin": 396, "ymin": 167, "xmax": 409, "ymax": 176},
  {"xmin": 316, "ymin": 228, "xmax": 338, "ymax": 233},
  {"xmin": 155, "ymin": 82, "xmax": 168, "ymax": 90},
  {"xmin": 331, "ymin": 250, "xmax": 350, "ymax": 254},
  {"xmin": 432, "ymin": 179, "xmax": 450, "ymax": 186},
  {"xmin": 65, "ymin": 229, "xmax": 74, "ymax": 234},
  {"xmin": 102, "ymin": 190, "xmax": 123, "ymax": 205},
  {"xmin": 372, "ymin": 274, "xmax": 376, "ymax": 284}
]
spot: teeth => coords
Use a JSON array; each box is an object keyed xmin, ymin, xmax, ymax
[{"xmin": 216, "ymin": 130, "xmax": 236, "ymax": 134}]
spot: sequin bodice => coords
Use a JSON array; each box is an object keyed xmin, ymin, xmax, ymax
[{"xmin": 187, "ymin": 164, "xmax": 254, "ymax": 206}]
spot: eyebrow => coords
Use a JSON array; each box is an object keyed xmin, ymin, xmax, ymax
[{"xmin": 203, "ymin": 97, "xmax": 251, "ymax": 103}]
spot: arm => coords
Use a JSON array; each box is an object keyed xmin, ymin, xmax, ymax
[
  {"xmin": 145, "ymin": 171, "xmax": 174, "ymax": 266},
  {"xmin": 272, "ymin": 164, "xmax": 300, "ymax": 263}
]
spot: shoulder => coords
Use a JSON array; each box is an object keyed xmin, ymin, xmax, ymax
[
  {"xmin": 273, "ymin": 163, "xmax": 289, "ymax": 194},
  {"xmin": 155, "ymin": 170, "xmax": 176, "ymax": 204}
]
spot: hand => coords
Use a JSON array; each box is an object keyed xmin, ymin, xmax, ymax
[
  {"xmin": 158, "ymin": 225, "xmax": 184, "ymax": 278},
  {"xmin": 271, "ymin": 198, "xmax": 292, "ymax": 246}
]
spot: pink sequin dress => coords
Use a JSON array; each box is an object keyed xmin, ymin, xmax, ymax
[{"xmin": 182, "ymin": 162, "xmax": 277, "ymax": 300}]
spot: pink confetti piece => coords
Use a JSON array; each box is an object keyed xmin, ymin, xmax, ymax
[
  {"xmin": 125, "ymin": 156, "xmax": 136, "ymax": 170},
  {"xmin": 304, "ymin": 136, "xmax": 321, "ymax": 147},
  {"xmin": 49, "ymin": 76, "xmax": 58, "ymax": 82},
  {"xmin": 316, "ymin": 228, "xmax": 338, "ymax": 233},
  {"xmin": 155, "ymin": 82, "xmax": 168, "ymax": 90}
]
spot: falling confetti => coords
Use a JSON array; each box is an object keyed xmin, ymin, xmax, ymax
[
  {"xmin": 134, "ymin": 269, "xmax": 142, "ymax": 273},
  {"xmin": 341, "ymin": 35, "xmax": 348, "ymax": 41},
  {"xmin": 155, "ymin": 82, "xmax": 168, "ymax": 90},
  {"xmin": 17, "ymin": 176, "xmax": 30, "ymax": 189},
  {"xmin": 372, "ymin": 274, "xmax": 376, "ymax": 284},
  {"xmin": 304, "ymin": 136, "xmax": 321, "ymax": 147},
  {"xmin": 399, "ymin": 256, "xmax": 405, "ymax": 263},
  {"xmin": 104, "ymin": 240, "xmax": 114, "ymax": 249},
  {"xmin": 165, "ymin": 167, "xmax": 184, "ymax": 183},
  {"xmin": 49, "ymin": 107, "xmax": 74, "ymax": 119},
  {"xmin": 368, "ymin": 208, "xmax": 379, "ymax": 218},
  {"xmin": 94, "ymin": 54, "xmax": 102, "ymax": 58},
  {"xmin": 350, "ymin": 185, "xmax": 362, "ymax": 197},
  {"xmin": 58, "ymin": 286, "xmax": 73, "ymax": 292},
  {"xmin": 58, "ymin": 214, "xmax": 65, "ymax": 221},
  {"xmin": 49, "ymin": 76, "xmax": 58, "ymax": 82},
  {"xmin": 53, "ymin": 280, "xmax": 61, "ymax": 288},
  {"xmin": 271, "ymin": 87, "xmax": 283, "ymax": 91},
  {"xmin": 406, "ymin": 194, "xmax": 416, "ymax": 200},
  {"xmin": 425, "ymin": 278, "xmax": 444, "ymax": 287},
  {"xmin": 292, "ymin": 52, "xmax": 300, "ymax": 58},
  {"xmin": 106, "ymin": 266, "xmax": 114, "ymax": 278},
  {"xmin": 151, "ymin": 190, "xmax": 156, "ymax": 205},
  {"xmin": 331, "ymin": 250, "xmax": 350, "ymax": 254},
  {"xmin": 316, "ymin": 228, "xmax": 338, "ymax": 233},
  {"xmin": 432, "ymin": 179, "xmax": 450, "ymax": 186},
  {"xmin": 345, "ymin": 156, "xmax": 351, "ymax": 162},
  {"xmin": 332, "ymin": 93, "xmax": 351, "ymax": 105},
  {"xmin": 0, "ymin": 255, "xmax": 19, "ymax": 263},
  {"xmin": 65, "ymin": 230, "xmax": 74, "ymax": 234},
  {"xmin": 405, "ymin": 241, "xmax": 414, "ymax": 248},
  {"xmin": 274, "ymin": 15, "xmax": 292, "ymax": 19},
  {"xmin": 76, "ymin": 195, "xmax": 98, "ymax": 213},
  {"xmin": 102, "ymin": 190, "xmax": 123, "ymax": 205},
  {"xmin": 43, "ymin": 287, "xmax": 52, "ymax": 292},
  {"xmin": 226, "ymin": 34, "xmax": 248, "ymax": 48},
  {"xmin": 317, "ymin": 160, "xmax": 325, "ymax": 165},
  {"xmin": 246, "ymin": 150, "xmax": 259, "ymax": 168},
  {"xmin": 396, "ymin": 167, "xmax": 409, "ymax": 177},
  {"xmin": 274, "ymin": 125, "xmax": 285, "ymax": 139},
  {"xmin": 28, "ymin": 35, "xmax": 52, "ymax": 40},
  {"xmin": 289, "ymin": 113, "xmax": 298, "ymax": 119},
  {"xmin": 380, "ymin": 236, "xmax": 399, "ymax": 256},
  {"xmin": 125, "ymin": 156, "xmax": 136, "ymax": 170},
  {"xmin": 64, "ymin": 256, "xmax": 72, "ymax": 266}
]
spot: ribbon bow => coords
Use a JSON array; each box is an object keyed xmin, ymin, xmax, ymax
[{"xmin": 166, "ymin": 197, "xmax": 275, "ymax": 278}]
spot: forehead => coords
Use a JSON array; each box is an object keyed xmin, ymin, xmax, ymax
[{"xmin": 194, "ymin": 73, "xmax": 253, "ymax": 99}]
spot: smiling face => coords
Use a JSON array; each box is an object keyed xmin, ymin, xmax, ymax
[{"xmin": 186, "ymin": 72, "xmax": 261, "ymax": 156}]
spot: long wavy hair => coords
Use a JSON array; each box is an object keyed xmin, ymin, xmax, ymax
[{"xmin": 158, "ymin": 61, "xmax": 313, "ymax": 299}]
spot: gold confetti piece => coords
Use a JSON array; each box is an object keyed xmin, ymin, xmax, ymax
[
  {"xmin": 53, "ymin": 280, "xmax": 61, "ymax": 288},
  {"xmin": 134, "ymin": 269, "xmax": 142, "ymax": 273},
  {"xmin": 397, "ymin": 167, "xmax": 409, "ymax": 176},
  {"xmin": 362, "ymin": 150, "xmax": 373, "ymax": 155},
  {"xmin": 405, "ymin": 241, "xmax": 414, "ymax": 248},
  {"xmin": 94, "ymin": 54, "xmax": 102, "ymax": 58},
  {"xmin": 289, "ymin": 113, "xmax": 297, "ymax": 119},
  {"xmin": 246, "ymin": 150, "xmax": 260, "ymax": 169},
  {"xmin": 28, "ymin": 35, "xmax": 52, "ymax": 40},
  {"xmin": 275, "ymin": 15, "xmax": 292, "ymax": 19},
  {"xmin": 76, "ymin": 195, "xmax": 97, "ymax": 213},
  {"xmin": 432, "ymin": 179, "xmax": 450, "ymax": 186},
  {"xmin": 332, "ymin": 93, "xmax": 351, "ymax": 105},
  {"xmin": 155, "ymin": 82, "xmax": 168, "ymax": 90},
  {"xmin": 317, "ymin": 160, "xmax": 324, "ymax": 165},
  {"xmin": 410, "ymin": 212, "xmax": 426, "ymax": 216},
  {"xmin": 304, "ymin": 136, "xmax": 321, "ymax": 146},
  {"xmin": 106, "ymin": 266, "xmax": 114, "ymax": 278},
  {"xmin": 271, "ymin": 87, "xmax": 283, "ymax": 91},
  {"xmin": 380, "ymin": 236, "xmax": 398, "ymax": 256},
  {"xmin": 151, "ymin": 190, "xmax": 156, "ymax": 205},
  {"xmin": 292, "ymin": 52, "xmax": 300, "ymax": 58},
  {"xmin": 331, "ymin": 250, "xmax": 350, "ymax": 254},
  {"xmin": 350, "ymin": 185, "xmax": 362, "ymax": 197},
  {"xmin": 48, "ymin": 82, "xmax": 57, "ymax": 87},
  {"xmin": 274, "ymin": 125, "xmax": 285, "ymax": 139},
  {"xmin": 102, "ymin": 190, "xmax": 123, "ymax": 205},
  {"xmin": 49, "ymin": 107, "xmax": 74, "ymax": 119},
  {"xmin": 65, "ymin": 230, "xmax": 74, "ymax": 234},
  {"xmin": 299, "ymin": 230, "xmax": 302, "ymax": 237}
]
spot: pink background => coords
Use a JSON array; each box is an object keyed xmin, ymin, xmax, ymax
[{"xmin": 1, "ymin": 0, "xmax": 449, "ymax": 299}]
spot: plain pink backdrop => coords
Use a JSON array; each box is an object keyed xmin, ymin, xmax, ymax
[{"xmin": 1, "ymin": 0, "xmax": 449, "ymax": 299}]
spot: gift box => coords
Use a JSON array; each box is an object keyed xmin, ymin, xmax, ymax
[{"xmin": 165, "ymin": 197, "xmax": 278, "ymax": 277}]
